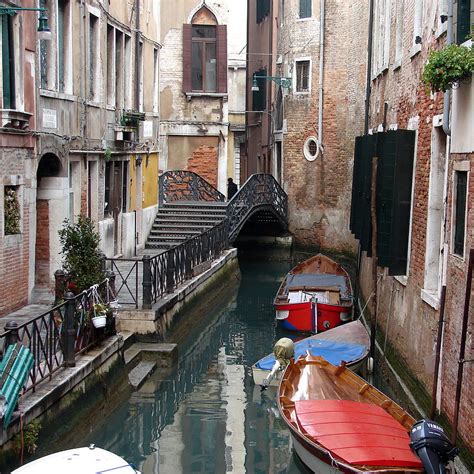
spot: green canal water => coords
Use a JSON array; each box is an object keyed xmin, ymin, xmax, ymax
[{"xmin": 17, "ymin": 249, "xmax": 320, "ymax": 473}]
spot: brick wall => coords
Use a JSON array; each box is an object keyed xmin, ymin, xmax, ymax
[
  {"xmin": 187, "ymin": 146, "xmax": 218, "ymax": 187},
  {"xmin": 35, "ymin": 200, "xmax": 50, "ymax": 287}
]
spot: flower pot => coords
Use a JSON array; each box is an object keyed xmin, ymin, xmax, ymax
[{"xmin": 92, "ymin": 314, "xmax": 107, "ymax": 328}]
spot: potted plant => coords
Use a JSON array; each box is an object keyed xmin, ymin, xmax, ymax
[
  {"xmin": 91, "ymin": 302, "xmax": 110, "ymax": 328},
  {"xmin": 422, "ymin": 42, "xmax": 474, "ymax": 92}
]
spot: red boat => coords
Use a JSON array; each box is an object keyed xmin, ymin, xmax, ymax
[{"xmin": 274, "ymin": 254, "xmax": 353, "ymax": 333}]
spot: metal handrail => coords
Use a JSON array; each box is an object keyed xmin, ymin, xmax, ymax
[{"xmin": 159, "ymin": 170, "xmax": 225, "ymax": 205}]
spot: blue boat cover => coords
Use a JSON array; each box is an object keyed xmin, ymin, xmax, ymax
[{"xmin": 255, "ymin": 339, "xmax": 366, "ymax": 370}]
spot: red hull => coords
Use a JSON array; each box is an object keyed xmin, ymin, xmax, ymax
[{"xmin": 275, "ymin": 301, "xmax": 352, "ymax": 333}]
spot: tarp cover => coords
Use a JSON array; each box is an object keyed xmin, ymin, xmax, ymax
[
  {"xmin": 285, "ymin": 274, "xmax": 348, "ymax": 294},
  {"xmin": 255, "ymin": 339, "xmax": 366, "ymax": 370}
]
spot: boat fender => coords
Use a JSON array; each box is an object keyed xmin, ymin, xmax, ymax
[{"xmin": 367, "ymin": 356, "xmax": 374, "ymax": 374}]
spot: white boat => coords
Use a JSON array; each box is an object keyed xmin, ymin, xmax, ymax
[
  {"xmin": 12, "ymin": 445, "xmax": 140, "ymax": 474},
  {"xmin": 252, "ymin": 319, "xmax": 370, "ymax": 387}
]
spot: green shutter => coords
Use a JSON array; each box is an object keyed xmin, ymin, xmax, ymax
[
  {"xmin": 454, "ymin": 171, "xmax": 467, "ymax": 256},
  {"xmin": 58, "ymin": 0, "xmax": 66, "ymax": 92},
  {"xmin": 300, "ymin": 0, "xmax": 312, "ymax": 18},
  {"xmin": 375, "ymin": 130, "xmax": 415, "ymax": 275},
  {"xmin": 456, "ymin": 0, "xmax": 471, "ymax": 44},
  {"xmin": 1, "ymin": 15, "xmax": 15, "ymax": 109}
]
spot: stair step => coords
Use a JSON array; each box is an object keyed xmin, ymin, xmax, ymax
[
  {"xmin": 149, "ymin": 229, "xmax": 202, "ymax": 236},
  {"xmin": 163, "ymin": 201, "xmax": 227, "ymax": 208},
  {"xmin": 152, "ymin": 223, "xmax": 215, "ymax": 229},
  {"xmin": 128, "ymin": 361, "xmax": 157, "ymax": 388}
]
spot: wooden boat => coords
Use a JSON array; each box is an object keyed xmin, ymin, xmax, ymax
[
  {"xmin": 12, "ymin": 446, "xmax": 140, "ymax": 473},
  {"xmin": 252, "ymin": 320, "xmax": 369, "ymax": 387},
  {"xmin": 277, "ymin": 354, "xmax": 424, "ymax": 473},
  {"xmin": 274, "ymin": 254, "xmax": 353, "ymax": 333}
]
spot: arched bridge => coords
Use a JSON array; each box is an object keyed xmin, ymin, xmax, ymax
[{"xmin": 155, "ymin": 171, "xmax": 288, "ymax": 247}]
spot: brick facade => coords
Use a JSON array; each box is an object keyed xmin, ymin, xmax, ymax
[{"xmin": 188, "ymin": 146, "xmax": 219, "ymax": 187}]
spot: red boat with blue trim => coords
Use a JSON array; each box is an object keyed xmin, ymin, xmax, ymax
[{"xmin": 274, "ymin": 254, "xmax": 353, "ymax": 333}]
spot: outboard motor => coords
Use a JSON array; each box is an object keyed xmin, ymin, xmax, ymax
[{"xmin": 409, "ymin": 420, "xmax": 458, "ymax": 474}]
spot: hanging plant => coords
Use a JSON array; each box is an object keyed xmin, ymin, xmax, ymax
[
  {"xmin": 4, "ymin": 187, "xmax": 21, "ymax": 235},
  {"xmin": 422, "ymin": 43, "xmax": 474, "ymax": 92}
]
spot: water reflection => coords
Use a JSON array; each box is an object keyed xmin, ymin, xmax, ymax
[{"xmin": 21, "ymin": 252, "xmax": 315, "ymax": 473}]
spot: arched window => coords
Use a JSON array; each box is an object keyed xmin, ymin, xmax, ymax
[{"xmin": 183, "ymin": 6, "xmax": 227, "ymax": 94}]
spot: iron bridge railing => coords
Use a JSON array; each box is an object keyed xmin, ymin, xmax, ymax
[
  {"xmin": 226, "ymin": 173, "xmax": 288, "ymax": 241},
  {"xmin": 105, "ymin": 220, "xmax": 229, "ymax": 309},
  {"xmin": 0, "ymin": 279, "xmax": 116, "ymax": 393},
  {"xmin": 159, "ymin": 170, "xmax": 225, "ymax": 205}
]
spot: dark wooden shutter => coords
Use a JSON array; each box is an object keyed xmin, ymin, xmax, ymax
[
  {"xmin": 182, "ymin": 24, "xmax": 192, "ymax": 93},
  {"xmin": 216, "ymin": 25, "xmax": 227, "ymax": 93},
  {"xmin": 376, "ymin": 130, "xmax": 415, "ymax": 275},
  {"xmin": 350, "ymin": 136, "xmax": 363, "ymax": 236},
  {"xmin": 299, "ymin": 0, "xmax": 312, "ymax": 18},
  {"xmin": 257, "ymin": 0, "xmax": 271, "ymax": 23}
]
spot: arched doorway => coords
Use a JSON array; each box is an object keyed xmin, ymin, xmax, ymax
[{"xmin": 35, "ymin": 153, "xmax": 67, "ymax": 289}]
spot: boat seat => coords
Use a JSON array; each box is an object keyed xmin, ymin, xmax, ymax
[{"xmin": 294, "ymin": 399, "xmax": 423, "ymax": 468}]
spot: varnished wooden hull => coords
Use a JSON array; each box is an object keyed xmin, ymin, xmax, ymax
[{"xmin": 277, "ymin": 355, "xmax": 424, "ymax": 473}]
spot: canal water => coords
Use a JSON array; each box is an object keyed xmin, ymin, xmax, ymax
[{"xmin": 11, "ymin": 248, "xmax": 358, "ymax": 473}]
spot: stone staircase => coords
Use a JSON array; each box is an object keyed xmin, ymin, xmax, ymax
[{"xmin": 145, "ymin": 201, "xmax": 227, "ymax": 250}]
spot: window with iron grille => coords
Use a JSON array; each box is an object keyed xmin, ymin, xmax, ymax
[
  {"xmin": 299, "ymin": 0, "xmax": 312, "ymax": 18},
  {"xmin": 453, "ymin": 170, "xmax": 467, "ymax": 256},
  {"xmin": 296, "ymin": 60, "xmax": 310, "ymax": 92}
]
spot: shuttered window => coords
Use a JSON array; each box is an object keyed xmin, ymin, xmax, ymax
[
  {"xmin": 299, "ymin": 0, "xmax": 312, "ymax": 18},
  {"xmin": 453, "ymin": 171, "xmax": 467, "ymax": 256},
  {"xmin": 183, "ymin": 24, "xmax": 227, "ymax": 93},
  {"xmin": 1, "ymin": 15, "xmax": 15, "ymax": 109},
  {"xmin": 296, "ymin": 60, "xmax": 310, "ymax": 92},
  {"xmin": 456, "ymin": 0, "xmax": 472, "ymax": 44},
  {"xmin": 257, "ymin": 0, "xmax": 271, "ymax": 23}
]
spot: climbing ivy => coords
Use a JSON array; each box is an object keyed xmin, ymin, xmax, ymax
[{"xmin": 4, "ymin": 187, "xmax": 21, "ymax": 235}]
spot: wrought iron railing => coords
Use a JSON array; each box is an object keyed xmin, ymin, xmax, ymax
[
  {"xmin": 159, "ymin": 170, "xmax": 225, "ymax": 204},
  {"xmin": 105, "ymin": 221, "xmax": 229, "ymax": 309},
  {"xmin": 0, "ymin": 280, "xmax": 116, "ymax": 393},
  {"xmin": 226, "ymin": 173, "xmax": 288, "ymax": 241}
]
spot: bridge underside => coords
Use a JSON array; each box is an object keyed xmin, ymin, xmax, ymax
[{"xmin": 231, "ymin": 207, "xmax": 288, "ymax": 243}]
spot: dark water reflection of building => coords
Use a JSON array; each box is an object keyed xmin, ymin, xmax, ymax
[{"xmin": 18, "ymin": 249, "xmax": 315, "ymax": 473}]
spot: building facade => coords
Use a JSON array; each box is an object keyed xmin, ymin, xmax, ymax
[
  {"xmin": 159, "ymin": 0, "xmax": 247, "ymax": 195},
  {"xmin": 0, "ymin": 0, "xmax": 38, "ymax": 315},
  {"xmin": 356, "ymin": 0, "xmax": 473, "ymax": 457}
]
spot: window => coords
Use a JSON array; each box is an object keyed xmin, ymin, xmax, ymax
[
  {"xmin": 1, "ymin": 15, "xmax": 15, "ymax": 109},
  {"xmin": 89, "ymin": 14, "xmax": 99, "ymax": 100},
  {"xmin": 373, "ymin": 0, "xmax": 391, "ymax": 73},
  {"xmin": 106, "ymin": 25, "xmax": 115, "ymax": 106},
  {"xmin": 115, "ymin": 30, "xmax": 124, "ymax": 109},
  {"xmin": 124, "ymin": 35, "xmax": 132, "ymax": 109},
  {"xmin": 191, "ymin": 25, "xmax": 217, "ymax": 92},
  {"xmin": 257, "ymin": 0, "xmax": 271, "ymax": 23},
  {"xmin": 182, "ymin": 7, "xmax": 227, "ymax": 94},
  {"xmin": 295, "ymin": 60, "xmax": 310, "ymax": 92},
  {"xmin": 423, "ymin": 124, "xmax": 446, "ymax": 303},
  {"xmin": 453, "ymin": 170, "xmax": 468, "ymax": 257},
  {"xmin": 304, "ymin": 137, "xmax": 320, "ymax": 161},
  {"xmin": 104, "ymin": 161, "xmax": 128, "ymax": 217},
  {"xmin": 412, "ymin": 0, "xmax": 423, "ymax": 53},
  {"xmin": 4, "ymin": 186, "xmax": 21, "ymax": 235},
  {"xmin": 456, "ymin": 0, "xmax": 472, "ymax": 44},
  {"xmin": 299, "ymin": 0, "xmax": 312, "ymax": 18},
  {"xmin": 280, "ymin": 0, "xmax": 285, "ymax": 26},
  {"xmin": 394, "ymin": 0, "xmax": 404, "ymax": 67}
]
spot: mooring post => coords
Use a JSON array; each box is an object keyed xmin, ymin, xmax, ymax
[
  {"xmin": 63, "ymin": 291, "xmax": 76, "ymax": 367},
  {"xmin": 142, "ymin": 255, "xmax": 152, "ymax": 310},
  {"xmin": 54, "ymin": 269, "xmax": 66, "ymax": 305}
]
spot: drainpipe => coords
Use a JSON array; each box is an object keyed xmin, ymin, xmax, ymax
[
  {"xmin": 317, "ymin": 0, "xmax": 325, "ymax": 153},
  {"xmin": 135, "ymin": 0, "xmax": 141, "ymax": 112},
  {"xmin": 442, "ymin": 0, "xmax": 453, "ymax": 136},
  {"xmin": 364, "ymin": 0, "xmax": 374, "ymax": 135}
]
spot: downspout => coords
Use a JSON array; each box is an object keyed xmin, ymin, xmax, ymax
[
  {"xmin": 442, "ymin": 0, "xmax": 453, "ymax": 136},
  {"xmin": 80, "ymin": 0, "xmax": 87, "ymax": 145},
  {"xmin": 317, "ymin": 0, "xmax": 325, "ymax": 153},
  {"xmin": 135, "ymin": 0, "xmax": 141, "ymax": 111},
  {"xmin": 364, "ymin": 0, "xmax": 374, "ymax": 134}
]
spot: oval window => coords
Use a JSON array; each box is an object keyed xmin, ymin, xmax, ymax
[{"xmin": 303, "ymin": 136, "xmax": 320, "ymax": 162}]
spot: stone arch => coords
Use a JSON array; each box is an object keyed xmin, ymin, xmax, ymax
[{"xmin": 187, "ymin": 3, "xmax": 220, "ymax": 25}]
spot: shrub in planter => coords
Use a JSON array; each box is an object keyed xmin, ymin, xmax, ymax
[
  {"xmin": 422, "ymin": 43, "xmax": 474, "ymax": 92},
  {"xmin": 58, "ymin": 216, "xmax": 106, "ymax": 293}
]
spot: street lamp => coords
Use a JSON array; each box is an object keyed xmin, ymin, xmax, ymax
[
  {"xmin": 0, "ymin": 6, "xmax": 51, "ymax": 40},
  {"xmin": 252, "ymin": 74, "xmax": 292, "ymax": 92}
]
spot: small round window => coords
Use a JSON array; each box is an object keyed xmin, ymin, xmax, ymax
[{"xmin": 303, "ymin": 136, "xmax": 320, "ymax": 162}]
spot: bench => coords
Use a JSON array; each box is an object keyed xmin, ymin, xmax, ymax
[{"xmin": 0, "ymin": 343, "xmax": 34, "ymax": 429}]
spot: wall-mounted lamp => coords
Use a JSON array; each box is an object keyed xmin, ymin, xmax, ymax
[
  {"xmin": 0, "ymin": 6, "xmax": 51, "ymax": 40},
  {"xmin": 135, "ymin": 155, "xmax": 143, "ymax": 166},
  {"xmin": 440, "ymin": 14, "xmax": 448, "ymax": 24},
  {"xmin": 415, "ymin": 35, "xmax": 422, "ymax": 45},
  {"xmin": 252, "ymin": 74, "xmax": 292, "ymax": 92}
]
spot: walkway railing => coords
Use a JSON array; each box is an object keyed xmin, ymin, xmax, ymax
[
  {"xmin": 159, "ymin": 170, "xmax": 225, "ymax": 204},
  {"xmin": 227, "ymin": 173, "xmax": 288, "ymax": 241},
  {"xmin": 105, "ymin": 220, "xmax": 229, "ymax": 309},
  {"xmin": 0, "ymin": 280, "xmax": 115, "ymax": 393}
]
